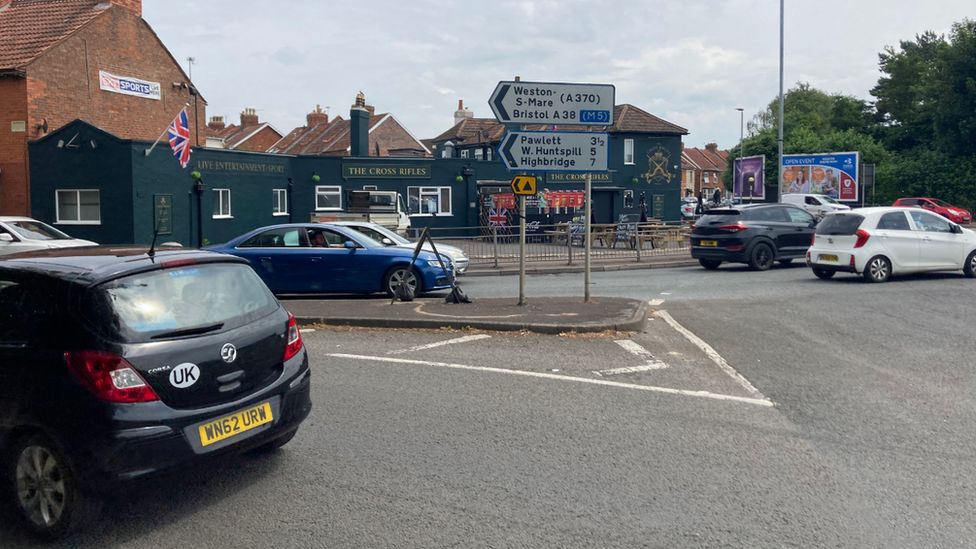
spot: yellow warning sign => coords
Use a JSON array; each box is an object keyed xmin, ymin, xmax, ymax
[{"xmin": 511, "ymin": 175, "xmax": 537, "ymax": 196}]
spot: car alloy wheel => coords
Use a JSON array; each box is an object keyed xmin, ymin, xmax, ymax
[
  {"xmin": 386, "ymin": 267, "xmax": 419, "ymax": 297},
  {"xmin": 864, "ymin": 256, "xmax": 891, "ymax": 283},
  {"xmin": 15, "ymin": 445, "xmax": 67, "ymax": 529},
  {"xmin": 749, "ymin": 243, "xmax": 774, "ymax": 271},
  {"xmin": 964, "ymin": 250, "xmax": 976, "ymax": 278}
]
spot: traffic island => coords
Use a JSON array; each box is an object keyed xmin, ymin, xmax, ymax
[{"xmin": 286, "ymin": 296, "xmax": 648, "ymax": 334}]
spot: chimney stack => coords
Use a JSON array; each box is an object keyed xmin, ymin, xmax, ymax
[
  {"xmin": 207, "ymin": 116, "xmax": 226, "ymax": 131},
  {"xmin": 306, "ymin": 104, "xmax": 329, "ymax": 127},
  {"xmin": 101, "ymin": 0, "xmax": 142, "ymax": 16},
  {"xmin": 240, "ymin": 107, "xmax": 259, "ymax": 127},
  {"xmin": 454, "ymin": 99, "xmax": 473, "ymax": 125},
  {"xmin": 705, "ymin": 142, "xmax": 718, "ymax": 152},
  {"xmin": 350, "ymin": 92, "xmax": 369, "ymax": 157}
]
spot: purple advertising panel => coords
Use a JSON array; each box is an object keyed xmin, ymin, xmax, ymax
[{"xmin": 733, "ymin": 155, "xmax": 765, "ymax": 200}]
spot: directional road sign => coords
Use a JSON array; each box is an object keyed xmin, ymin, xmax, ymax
[
  {"xmin": 498, "ymin": 131, "xmax": 609, "ymax": 173},
  {"xmin": 511, "ymin": 175, "xmax": 537, "ymax": 196},
  {"xmin": 489, "ymin": 81, "xmax": 615, "ymax": 126}
]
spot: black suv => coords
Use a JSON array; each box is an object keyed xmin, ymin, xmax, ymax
[
  {"xmin": 0, "ymin": 247, "xmax": 311, "ymax": 538},
  {"xmin": 691, "ymin": 203, "xmax": 818, "ymax": 270}
]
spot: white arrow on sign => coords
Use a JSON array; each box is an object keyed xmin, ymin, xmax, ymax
[
  {"xmin": 489, "ymin": 81, "xmax": 615, "ymax": 126},
  {"xmin": 498, "ymin": 131, "xmax": 609, "ymax": 173}
]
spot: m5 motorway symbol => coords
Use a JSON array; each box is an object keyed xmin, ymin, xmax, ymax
[
  {"xmin": 489, "ymin": 81, "xmax": 615, "ymax": 126},
  {"xmin": 498, "ymin": 131, "xmax": 609, "ymax": 173}
]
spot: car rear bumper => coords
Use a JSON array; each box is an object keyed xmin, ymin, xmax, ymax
[{"xmin": 66, "ymin": 351, "xmax": 312, "ymax": 490}]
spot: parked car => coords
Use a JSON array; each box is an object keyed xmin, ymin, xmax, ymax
[
  {"xmin": 781, "ymin": 193, "xmax": 851, "ymax": 219},
  {"xmin": 691, "ymin": 203, "xmax": 817, "ymax": 271},
  {"xmin": 681, "ymin": 197, "xmax": 698, "ymax": 218},
  {"xmin": 807, "ymin": 207, "xmax": 976, "ymax": 282},
  {"xmin": 207, "ymin": 223, "xmax": 454, "ymax": 296},
  {"xmin": 328, "ymin": 220, "xmax": 470, "ymax": 274},
  {"xmin": 892, "ymin": 197, "xmax": 972, "ymax": 225},
  {"xmin": 0, "ymin": 216, "xmax": 96, "ymax": 256},
  {"xmin": 0, "ymin": 247, "xmax": 311, "ymax": 538}
]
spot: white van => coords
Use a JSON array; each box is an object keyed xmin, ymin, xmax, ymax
[{"xmin": 781, "ymin": 193, "xmax": 851, "ymax": 219}]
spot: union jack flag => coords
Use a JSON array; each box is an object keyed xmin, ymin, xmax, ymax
[
  {"xmin": 488, "ymin": 208, "xmax": 508, "ymax": 227},
  {"xmin": 167, "ymin": 107, "xmax": 192, "ymax": 168}
]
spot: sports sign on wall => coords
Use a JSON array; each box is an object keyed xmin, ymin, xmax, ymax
[
  {"xmin": 99, "ymin": 70, "xmax": 162, "ymax": 101},
  {"xmin": 780, "ymin": 152, "xmax": 859, "ymax": 202}
]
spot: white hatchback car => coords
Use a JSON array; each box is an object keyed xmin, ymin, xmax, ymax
[
  {"xmin": 781, "ymin": 193, "xmax": 851, "ymax": 219},
  {"xmin": 0, "ymin": 216, "xmax": 97, "ymax": 256},
  {"xmin": 807, "ymin": 207, "xmax": 976, "ymax": 282},
  {"xmin": 328, "ymin": 220, "xmax": 470, "ymax": 274}
]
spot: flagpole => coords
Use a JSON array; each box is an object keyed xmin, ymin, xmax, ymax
[{"xmin": 145, "ymin": 103, "xmax": 190, "ymax": 156}]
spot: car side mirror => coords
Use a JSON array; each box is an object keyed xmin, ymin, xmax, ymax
[
  {"xmin": 951, "ymin": 224, "xmax": 963, "ymax": 234},
  {"xmin": 381, "ymin": 237, "xmax": 394, "ymax": 246},
  {"xmin": 343, "ymin": 240, "xmax": 358, "ymax": 249},
  {"xmin": 0, "ymin": 233, "xmax": 13, "ymax": 242}
]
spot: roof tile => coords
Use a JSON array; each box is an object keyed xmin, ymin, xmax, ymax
[{"xmin": 0, "ymin": 0, "xmax": 106, "ymax": 70}]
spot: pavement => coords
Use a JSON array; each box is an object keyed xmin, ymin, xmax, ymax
[{"xmin": 285, "ymin": 295, "xmax": 648, "ymax": 334}]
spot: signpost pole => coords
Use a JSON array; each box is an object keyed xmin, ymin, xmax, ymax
[
  {"xmin": 518, "ymin": 194, "xmax": 526, "ymax": 306},
  {"xmin": 584, "ymin": 172, "xmax": 591, "ymax": 303}
]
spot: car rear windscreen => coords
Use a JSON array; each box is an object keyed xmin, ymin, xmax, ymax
[
  {"xmin": 84, "ymin": 263, "xmax": 279, "ymax": 342},
  {"xmin": 694, "ymin": 210, "xmax": 740, "ymax": 227},
  {"xmin": 815, "ymin": 214, "xmax": 864, "ymax": 235}
]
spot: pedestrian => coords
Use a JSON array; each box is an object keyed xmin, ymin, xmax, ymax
[
  {"xmin": 696, "ymin": 191, "xmax": 704, "ymax": 216},
  {"xmin": 712, "ymin": 187, "xmax": 721, "ymax": 207}
]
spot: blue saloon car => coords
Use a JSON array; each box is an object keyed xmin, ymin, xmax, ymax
[{"xmin": 207, "ymin": 223, "xmax": 454, "ymax": 296}]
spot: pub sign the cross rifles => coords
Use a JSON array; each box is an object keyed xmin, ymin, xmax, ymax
[{"xmin": 643, "ymin": 146, "xmax": 675, "ymax": 184}]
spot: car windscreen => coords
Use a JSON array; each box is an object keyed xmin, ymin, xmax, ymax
[
  {"xmin": 815, "ymin": 214, "xmax": 865, "ymax": 235},
  {"xmin": 819, "ymin": 195, "xmax": 840, "ymax": 204},
  {"xmin": 694, "ymin": 210, "xmax": 740, "ymax": 227},
  {"xmin": 83, "ymin": 262, "xmax": 279, "ymax": 342},
  {"xmin": 6, "ymin": 220, "xmax": 72, "ymax": 240},
  {"xmin": 929, "ymin": 198, "xmax": 951, "ymax": 207}
]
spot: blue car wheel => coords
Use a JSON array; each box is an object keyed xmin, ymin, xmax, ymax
[{"xmin": 384, "ymin": 266, "xmax": 421, "ymax": 297}]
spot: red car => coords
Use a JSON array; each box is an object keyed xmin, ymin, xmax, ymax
[{"xmin": 892, "ymin": 197, "xmax": 972, "ymax": 225}]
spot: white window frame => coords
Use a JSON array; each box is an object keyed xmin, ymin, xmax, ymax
[
  {"xmin": 55, "ymin": 189, "xmax": 101, "ymax": 225},
  {"xmin": 460, "ymin": 149, "xmax": 469, "ymax": 159},
  {"xmin": 407, "ymin": 186, "xmax": 452, "ymax": 216},
  {"xmin": 272, "ymin": 188, "xmax": 288, "ymax": 216},
  {"xmin": 213, "ymin": 188, "xmax": 232, "ymax": 219},
  {"xmin": 486, "ymin": 148, "xmax": 493, "ymax": 161},
  {"xmin": 474, "ymin": 149, "xmax": 483, "ymax": 160},
  {"xmin": 315, "ymin": 185, "xmax": 342, "ymax": 211},
  {"xmin": 624, "ymin": 139, "xmax": 635, "ymax": 165}
]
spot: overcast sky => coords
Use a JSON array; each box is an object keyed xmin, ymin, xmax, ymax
[{"xmin": 144, "ymin": 1, "xmax": 972, "ymax": 149}]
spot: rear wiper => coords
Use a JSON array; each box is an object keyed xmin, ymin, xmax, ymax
[{"xmin": 151, "ymin": 322, "xmax": 224, "ymax": 339}]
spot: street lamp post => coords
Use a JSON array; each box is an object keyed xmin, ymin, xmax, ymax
[
  {"xmin": 777, "ymin": 0, "xmax": 785, "ymax": 201},
  {"xmin": 735, "ymin": 107, "xmax": 744, "ymax": 203}
]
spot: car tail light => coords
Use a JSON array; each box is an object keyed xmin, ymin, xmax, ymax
[
  {"xmin": 283, "ymin": 311, "xmax": 304, "ymax": 362},
  {"xmin": 719, "ymin": 223, "xmax": 748, "ymax": 233},
  {"xmin": 160, "ymin": 258, "xmax": 198, "ymax": 268},
  {"xmin": 64, "ymin": 351, "xmax": 159, "ymax": 403},
  {"xmin": 811, "ymin": 234, "xmax": 817, "ymax": 245},
  {"xmin": 853, "ymin": 229, "xmax": 871, "ymax": 248},
  {"xmin": 850, "ymin": 256, "xmax": 856, "ymax": 268}
]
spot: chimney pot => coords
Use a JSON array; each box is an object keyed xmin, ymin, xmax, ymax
[
  {"xmin": 240, "ymin": 107, "xmax": 259, "ymax": 127},
  {"xmin": 306, "ymin": 104, "xmax": 329, "ymax": 127}
]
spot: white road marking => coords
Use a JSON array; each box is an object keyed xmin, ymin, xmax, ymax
[
  {"xmin": 387, "ymin": 334, "xmax": 491, "ymax": 355},
  {"xmin": 593, "ymin": 340, "xmax": 668, "ymax": 376},
  {"xmin": 647, "ymin": 299, "xmax": 665, "ymax": 306},
  {"xmin": 654, "ymin": 310, "xmax": 768, "ymax": 401},
  {"xmin": 327, "ymin": 353, "xmax": 774, "ymax": 408},
  {"xmin": 299, "ymin": 328, "xmax": 316, "ymax": 334}
]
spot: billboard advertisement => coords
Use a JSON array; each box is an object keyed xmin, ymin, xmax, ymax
[
  {"xmin": 781, "ymin": 152, "xmax": 859, "ymax": 202},
  {"xmin": 733, "ymin": 155, "xmax": 765, "ymax": 200}
]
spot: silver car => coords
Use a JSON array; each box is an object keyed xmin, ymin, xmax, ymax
[
  {"xmin": 0, "ymin": 216, "xmax": 96, "ymax": 256},
  {"xmin": 329, "ymin": 220, "xmax": 470, "ymax": 274}
]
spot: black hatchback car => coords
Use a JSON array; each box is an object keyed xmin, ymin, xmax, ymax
[
  {"xmin": 691, "ymin": 203, "xmax": 818, "ymax": 270},
  {"xmin": 0, "ymin": 247, "xmax": 311, "ymax": 538}
]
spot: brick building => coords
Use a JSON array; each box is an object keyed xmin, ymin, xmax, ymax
[
  {"xmin": 681, "ymin": 143, "xmax": 728, "ymax": 198},
  {"xmin": 271, "ymin": 95, "xmax": 430, "ymax": 157},
  {"xmin": 0, "ymin": 0, "xmax": 204, "ymax": 215},
  {"xmin": 205, "ymin": 108, "xmax": 283, "ymax": 152}
]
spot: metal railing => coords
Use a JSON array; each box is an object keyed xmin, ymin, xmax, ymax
[{"xmin": 409, "ymin": 222, "xmax": 692, "ymax": 267}]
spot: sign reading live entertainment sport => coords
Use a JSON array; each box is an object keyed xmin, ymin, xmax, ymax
[
  {"xmin": 780, "ymin": 152, "xmax": 859, "ymax": 202},
  {"xmin": 98, "ymin": 70, "xmax": 161, "ymax": 101}
]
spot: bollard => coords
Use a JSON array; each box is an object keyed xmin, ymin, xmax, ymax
[
  {"xmin": 566, "ymin": 224, "xmax": 573, "ymax": 265},
  {"xmin": 492, "ymin": 225, "xmax": 499, "ymax": 268}
]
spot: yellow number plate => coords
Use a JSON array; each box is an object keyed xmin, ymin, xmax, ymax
[
  {"xmin": 699, "ymin": 240, "xmax": 718, "ymax": 247},
  {"xmin": 818, "ymin": 254, "xmax": 839, "ymax": 262},
  {"xmin": 198, "ymin": 402, "xmax": 273, "ymax": 447}
]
